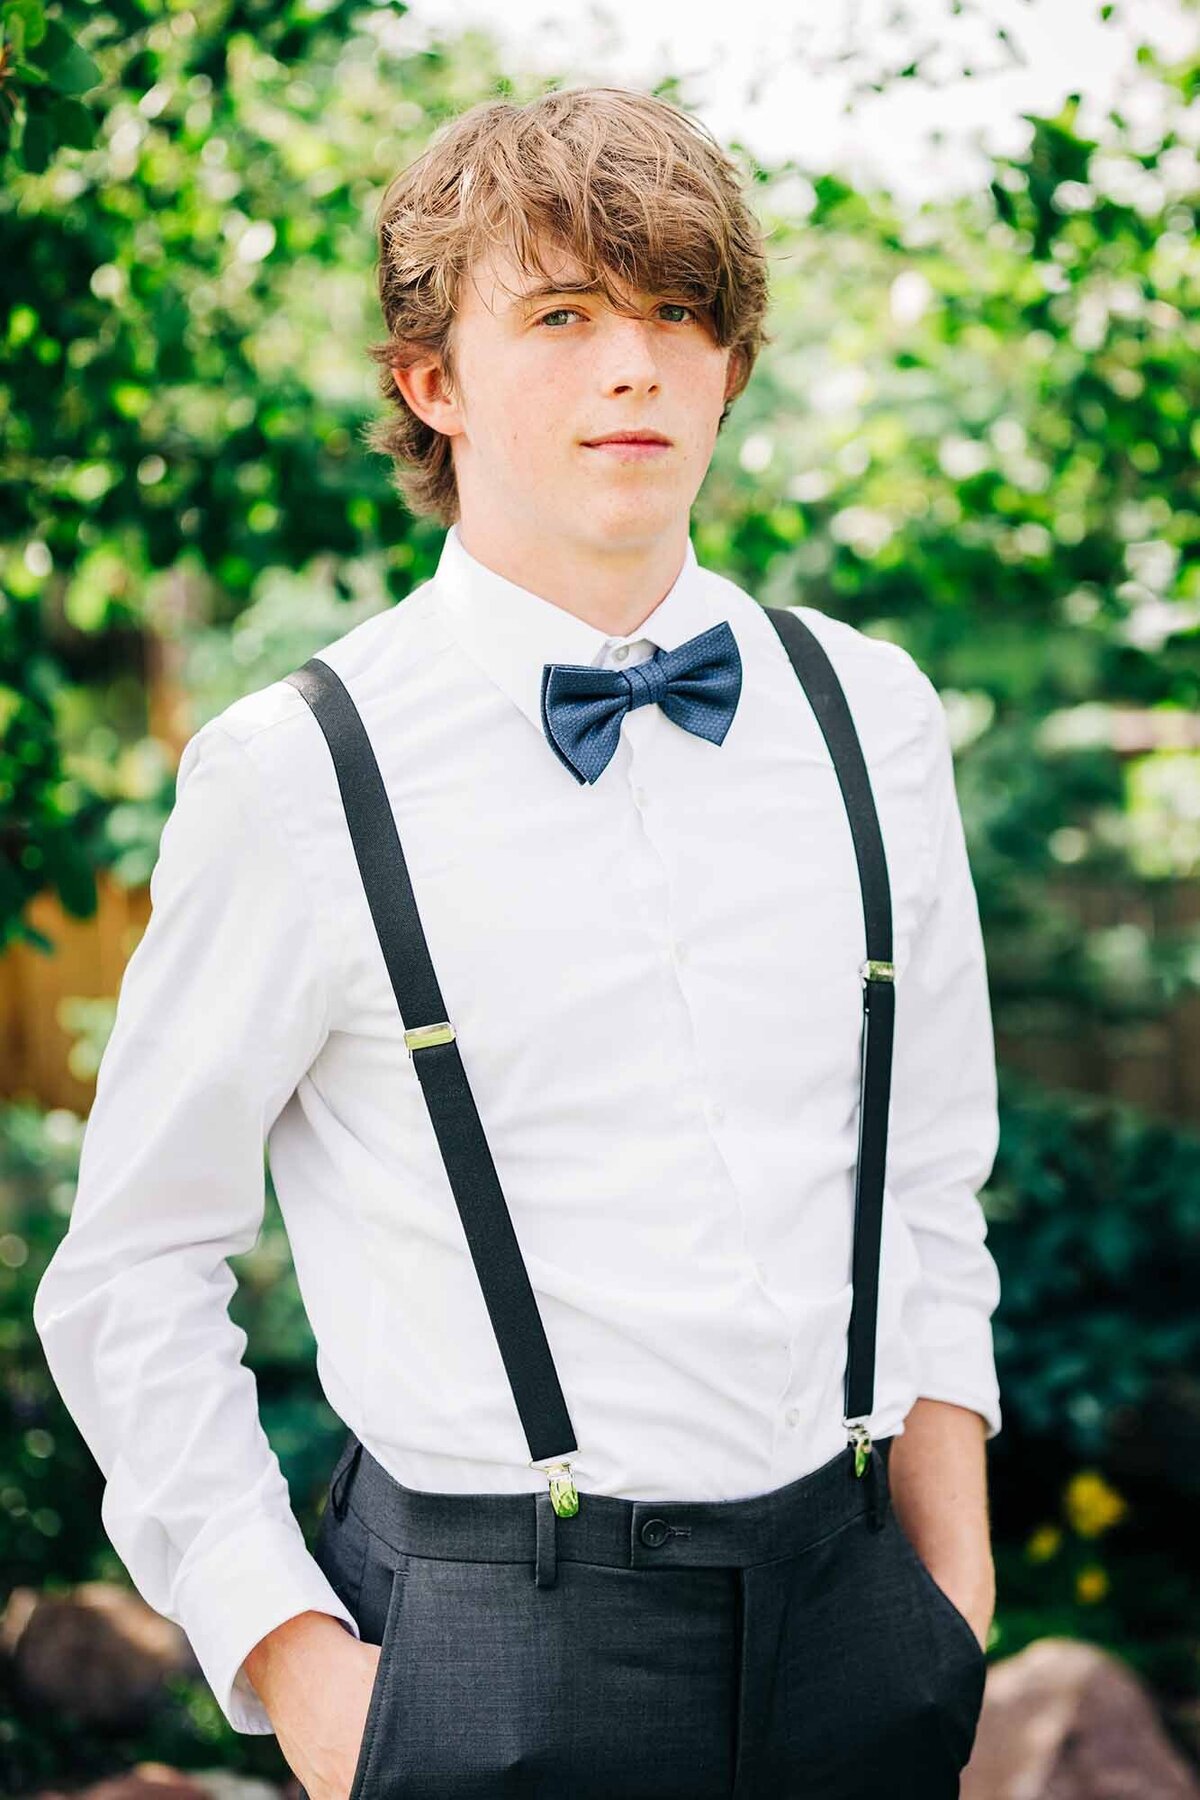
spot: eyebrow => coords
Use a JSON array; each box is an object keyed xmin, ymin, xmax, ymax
[{"xmin": 510, "ymin": 280, "xmax": 605, "ymax": 312}]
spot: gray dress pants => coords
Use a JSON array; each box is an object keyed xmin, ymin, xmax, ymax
[{"xmin": 299, "ymin": 1430, "xmax": 986, "ymax": 1800}]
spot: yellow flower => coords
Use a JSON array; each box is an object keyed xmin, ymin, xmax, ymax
[
  {"xmin": 1076, "ymin": 1564, "xmax": 1109, "ymax": 1604},
  {"xmin": 1064, "ymin": 1469, "xmax": 1128, "ymax": 1538},
  {"xmin": 1025, "ymin": 1523, "xmax": 1063, "ymax": 1562}
]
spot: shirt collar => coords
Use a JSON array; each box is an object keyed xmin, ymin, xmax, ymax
[{"xmin": 430, "ymin": 521, "xmax": 718, "ymax": 735}]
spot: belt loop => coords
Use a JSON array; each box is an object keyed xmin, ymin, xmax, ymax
[
  {"xmin": 535, "ymin": 1487, "xmax": 559, "ymax": 1587},
  {"xmin": 331, "ymin": 1441, "xmax": 363, "ymax": 1521},
  {"xmin": 866, "ymin": 1443, "xmax": 889, "ymax": 1533}
]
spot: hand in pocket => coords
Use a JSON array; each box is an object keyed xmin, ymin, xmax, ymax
[{"xmin": 273, "ymin": 1620, "xmax": 383, "ymax": 1800}]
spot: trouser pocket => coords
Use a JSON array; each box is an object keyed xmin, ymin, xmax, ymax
[
  {"xmin": 887, "ymin": 1509, "xmax": 989, "ymax": 1769},
  {"xmin": 311, "ymin": 1474, "xmax": 414, "ymax": 1800},
  {"xmin": 737, "ymin": 1505, "xmax": 985, "ymax": 1800},
  {"xmin": 346, "ymin": 1551, "xmax": 413, "ymax": 1800}
]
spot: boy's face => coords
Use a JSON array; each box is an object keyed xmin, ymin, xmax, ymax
[{"xmin": 395, "ymin": 236, "xmax": 740, "ymax": 557}]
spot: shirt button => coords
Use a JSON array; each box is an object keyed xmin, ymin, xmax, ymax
[
  {"xmin": 673, "ymin": 940, "xmax": 688, "ymax": 962},
  {"xmin": 709, "ymin": 1101, "xmax": 725, "ymax": 1124},
  {"xmin": 634, "ymin": 785, "xmax": 649, "ymax": 807},
  {"xmin": 612, "ymin": 644, "xmax": 630, "ymax": 662},
  {"xmin": 785, "ymin": 1407, "xmax": 801, "ymax": 1428}
]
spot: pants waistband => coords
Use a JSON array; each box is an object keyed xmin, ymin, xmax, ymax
[{"xmin": 330, "ymin": 1432, "xmax": 895, "ymax": 1571}]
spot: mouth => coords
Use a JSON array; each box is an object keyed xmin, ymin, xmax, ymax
[
  {"xmin": 582, "ymin": 432, "xmax": 673, "ymax": 447},
  {"xmin": 581, "ymin": 433, "xmax": 673, "ymax": 461}
]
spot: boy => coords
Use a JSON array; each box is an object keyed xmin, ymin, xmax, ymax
[{"xmin": 35, "ymin": 85, "xmax": 1000, "ymax": 1798}]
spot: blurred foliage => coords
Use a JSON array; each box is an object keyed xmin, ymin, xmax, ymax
[
  {"xmin": 3, "ymin": 0, "xmax": 1200, "ymax": 1784},
  {"xmin": 988, "ymin": 1074, "xmax": 1200, "ymax": 1465},
  {"xmin": 0, "ymin": 0, "xmax": 1196, "ymax": 1048}
]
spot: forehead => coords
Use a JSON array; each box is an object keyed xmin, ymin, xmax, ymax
[{"xmin": 458, "ymin": 235, "xmax": 644, "ymax": 320}]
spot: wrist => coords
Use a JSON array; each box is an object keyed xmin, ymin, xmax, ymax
[
  {"xmin": 242, "ymin": 1608, "xmax": 349, "ymax": 1711},
  {"xmin": 899, "ymin": 1509, "xmax": 994, "ymax": 1580}
]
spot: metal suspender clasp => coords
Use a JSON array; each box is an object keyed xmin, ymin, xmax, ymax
[
  {"xmin": 530, "ymin": 1455, "xmax": 580, "ymax": 1518},
  {"xmin": 860, "ymin": 960, "xmax": 894, "ymax": 985},
  {"xmin": 844, "ymin": 1417, "xmax": 873, "ymax": 1477},
  {"xmin": 547, "ymin": 1463, "xmax": 579, "ymax": 1519},
  {"xmin": 404, "ymin": 1020, "xmax": 456, "ymax": 1055}
]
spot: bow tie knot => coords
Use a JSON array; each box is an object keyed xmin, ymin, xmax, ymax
[
  {"xmin": 624, "ymin": 657, "xmax": 672, "ymax": 711},
  {"xmin": 540, "ymin": 619, "xmax": 742, "ymax": 785}
]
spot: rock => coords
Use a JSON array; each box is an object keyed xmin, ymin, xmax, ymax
[
  {"xmin": 1, "ymin": 1583, "xmax": 199, "ymax": 1726},
  {"xmin": 29, "ymin": 1769, "xmax": 211, "ymax": 1800},
  {"xmin": 963, "ymin": 1636, "xmax": 1200, "ymax": 1798},
  {"xmin": 1169, "ymin": 1695, "xmax": 1200, "ymax": 1770},
  {"xmin": 30, "ymin": 1769, "xmax": 284, "ymax": 1800}
]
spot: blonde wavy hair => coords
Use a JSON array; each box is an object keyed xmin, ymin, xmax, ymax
[{"xmin": 361, "ymin": 85, "xmax": 773, "ymax": 526}]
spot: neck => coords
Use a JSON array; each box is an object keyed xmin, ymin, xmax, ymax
[{"xmin": 454, "ymin": 517, "xmax": 689, "ymax": 641}]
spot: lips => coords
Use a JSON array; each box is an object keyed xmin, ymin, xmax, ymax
[{"xmin": 583, "ymin": 433, "xmax": 672, "ymax": 446}]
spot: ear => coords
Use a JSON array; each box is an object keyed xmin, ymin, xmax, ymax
[
  {"xmin": 391, "ymin": 354, "xmax": 462, "ymax": 436},
  {"xmin": 723, "ymin": 344, "xmax": 747, "ymax": 404}
]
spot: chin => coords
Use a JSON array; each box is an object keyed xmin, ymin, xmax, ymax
[{"xmin": 589, "ymin": 480, "xmax": 682, "ymax": 514}]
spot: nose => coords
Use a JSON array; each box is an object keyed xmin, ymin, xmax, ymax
[{"xmin": 596, "ymin": 315, "xmax": 663, "ymax": 389}]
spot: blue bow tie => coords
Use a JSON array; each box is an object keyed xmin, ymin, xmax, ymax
[{"xmin": 540, "ymin": 620, "xmax": 742, "ymax": 785}]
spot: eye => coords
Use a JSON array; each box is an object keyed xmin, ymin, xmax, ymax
[{"xmin": 534, "ymin": 302, "xmax": 700, "ymax": 328}]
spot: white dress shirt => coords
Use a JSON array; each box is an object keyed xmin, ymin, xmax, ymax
[{"xmin": 33, "ymin": 521, "xmax": 1002, "ymax": 1736}]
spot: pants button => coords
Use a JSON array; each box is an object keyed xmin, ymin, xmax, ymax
[{"xmin": 640, "ymin": 1517, "xmax": 670, "ymax": 1548}]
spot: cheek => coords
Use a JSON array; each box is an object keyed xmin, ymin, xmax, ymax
[{"xmin": 510, "ymin": 404, "xmax": 586, "ymax": 472}]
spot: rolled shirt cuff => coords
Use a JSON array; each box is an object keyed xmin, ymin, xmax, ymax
[
  {"xmin": 171, "ymin": 1509, "xmax": 362, "ymax": 1734},
  {"xmin": 907, "ymin": 1297, "xmax": 1002, "ymax": 1441}
]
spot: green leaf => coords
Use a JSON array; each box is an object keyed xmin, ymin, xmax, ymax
[
  {"xmin": 17, "ymin": 102, "xmax": 52, "ymax": 171},
  {"xmin": 49, "ymin": 95, "xmax": 95, "ymax": 150},
  {"xmin": 49, "ymin": 41, "xmax": 101, "ymax": 96},
  {"xmin": 2, "ymin": 0, "xmax": 46, "ymax": 44},
  {"xmin": 25, "ymin": 13, "xmax": 68, "ymax": 69},
  {"xmin": 2, "ymin": 0, "xmax": 46, "ymax": 56},
  {"xmin": 28, "ymin": 17, "xmax": 101, "ymax": 95}
]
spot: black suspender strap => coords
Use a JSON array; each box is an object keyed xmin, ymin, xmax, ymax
[
  {"xmin": 762, "ymin": 607, "xmax": 896, "ymax": 1483},
  {"xmin": 285, "ymin": 600, "xmax": 895, "ymax": 1524},
  {"xmin": 284, "ymin": 658, "xmax": 582, "ymax": 1520}
]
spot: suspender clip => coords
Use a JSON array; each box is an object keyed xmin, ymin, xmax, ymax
[
  {"xmin": 860, "ymin": 960, "xmax": 894, "ymax": 984},
  {"xmin": 844, "ymin": 1421, "xmax": 888, "ymax": 1530},
  {"xmin": 530, "ymin": 1455, "xmax": 580, "ymax": 1518},
  {"xmin": 844, "ymin": 1417, "xmax": 873, "ymax": 1477},
  {"xmin": 404, "ymin": 1020, "xmax": 456, "ymax": 1055},
  {"xmin": 547, "ymin": 1463, "xmax": 579, "ymax": 1518}
]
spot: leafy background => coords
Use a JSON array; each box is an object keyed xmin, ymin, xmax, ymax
[{"xmin": 2, "ymin": 0, "xmax": 1199, "ymax": 1787}]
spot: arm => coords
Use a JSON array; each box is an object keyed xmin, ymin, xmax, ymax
[
  {"xmin": 884, "ymin": 669, "xmax": 1002, "ymax": 1648},
  {"xmin": 32, "ymin": 719, "xmax": 362, "ymax": 1734},
  {"xmin": 889, "ymin": 1397, "xmax": 995, "ymax": 1650}
]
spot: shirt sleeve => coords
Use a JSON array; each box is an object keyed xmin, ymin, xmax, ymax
[
  {"xmin": 887, "ymin": 669, "xmax": 1003, "ymax": 1440},
  {"xmin": 31, "ymin": 718, "xmax": 363, "ymax": 1736}
]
